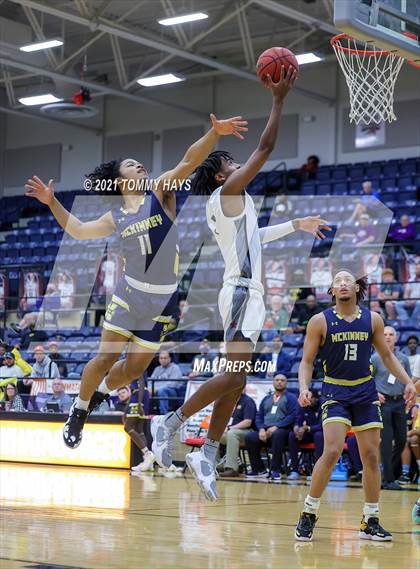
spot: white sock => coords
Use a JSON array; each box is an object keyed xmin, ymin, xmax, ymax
[
  {"xmin": 98, "ymin": 378, "xmax": 111, "ymax": 395},
  {"xmin": 363, "ymin": 502, "xmax": 379, "ymax": 521},
  {"xmin": 303, "ymin": 495, "xmax": 321, "ymax": 515},
  {"xmin": 75, "ymin": 396, "xmax": 89, "ymax": 411}
]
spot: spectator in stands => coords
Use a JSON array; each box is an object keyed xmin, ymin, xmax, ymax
[
  {"xmin": 404, "ymin": 335, "xmax": 419, "ymax": 372},
  {"xmin": 293, "ymin": 295, "xmax": 322, "ymax": 334},
  {"xmin": 26, "ymin": 346, "xmax": 60, "ymax": 391},
  {"xmin": 245, "ymin": 374, "xmax": 297, "ymax": 481},
  {"xmin": 264, "ymin": 295, "xmax": 289, "ymax": 331},
  {"xmin": 151, "ymin": 351, "xmax": 184, "ymax": 414},
  {"xmin": 287, "ymin": 389, "xmax": 323, "ymax": 480},
  {"xmin": 396, "ymin": 263, "xmax": 420, "ymax": 321},
  {"xmin": 2, "ymin": 383, "xmax": 25, "ymax": 412},
  {"xmin": 44, "ymin": 378, "xmax": 72, "ymax": 413},
  {"xmin": 189, "ymin": 340, "xmax": 214, "ymax": 378},
  {"xmin": 219, "ymin": 387, "xmax": 257, "ymax": 477},
  {"xmin": 378, "ymin": 268, "xmax": 404, "ymax": 320},
  {"xmin": 406, "ymin": 406, "xmax": 420, "ymax": 480},
  {"xmin": 353, "ymin": 214, "xmax": 376, "ymax": 247},
  {"xmin": 0, "ymin": 341, "xmax": 7, "ymax": 366},
  {"xmin": 301, "ymin": 155, "xmax": 320, "ymax": 180},
  {"xmin": 347, "ymin": 180, "xmax": 380, "ymax": 223},
  {"xmin": 369, "ymin": 300, "xmax": 385, "ymax": 319},
  {"xmin": 113, "ymin": 386, "xmax": 132, "ymax": 413},
  {"xmin": 47, "ymin": 341, "xmax": 68, "ymax": 378},
  {"xmin": 255, "ymin": 335, "xmax": 292, "ymax": 378},
  {"xmin": 17, "ymin": 321, "xmax": 48, "ymax": 351},
  {"xmin": 388, "ymin": 214, "xmax": 416, "ymax": 243},
  {"xmin": 372, "ymin": 326, "xmax": 411, "ymax": 489},
  {"xmin": 0, "ymin": 352, "xmax": 23, "ymax": 401}
]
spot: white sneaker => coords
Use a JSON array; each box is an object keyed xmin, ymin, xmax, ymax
[
  {"xmin": 131, "ymin": 451, "xmax": 155, "ymax": 472},
  {"xmin": 185, "ymin": 450, "xmax": 218, "ymax": 502},
  {"xmin": 151, "ymin": 415, "xmax": 175, "ymax": 468}
]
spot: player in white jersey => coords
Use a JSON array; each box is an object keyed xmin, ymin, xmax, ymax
[{"xmin": 151, "ymin": 66, "xmax": 330, "ymax": 499}]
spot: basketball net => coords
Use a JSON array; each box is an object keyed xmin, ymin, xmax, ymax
[{"xmin": 331, "ymin": 34, "xmax": 405, "ymax": 125}]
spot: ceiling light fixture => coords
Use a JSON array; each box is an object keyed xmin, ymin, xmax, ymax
[
  {"xmin": 295, "ymin": 53, "xmax": 323, "ymax": 65},
  {"xmin": 158, "ymin": 13, "xmax": 208, "ymax": 26},
  {"xmin": 137, "ymin": 73, "xmax": 184, "ymax": 87},
  {"xmin": 20, "ymin": 39, "xmax": 63, "ymax": 52},
  {"xmin": 19, "ymin": 94, "xmax": 63, "ymax": 106}
]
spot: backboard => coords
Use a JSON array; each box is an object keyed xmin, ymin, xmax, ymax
[{"xmin": 334, "ymin": 0, "xmax": 420, "ymax": 63}]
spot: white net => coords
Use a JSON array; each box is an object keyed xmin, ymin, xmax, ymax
[{"xmin": 331, "ymin": 34, "xmax": 405, "ymax": 125}]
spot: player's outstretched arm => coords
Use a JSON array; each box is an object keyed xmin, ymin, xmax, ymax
[
  {"xmin": 221, "ymin": 66, "xmax": 296, "ymax": 200},
  {"xmin": 25, "ymin": 176, "xmax": 115, "ymax": 240},
  {"xmin": 371, "ymin": 312, "xmax": 416, "ymax": 407},
  {"xmin": 155, "ymin": 114, "xmax": 248, "ymax": 196},
  {"xmin": 298, "ymin": 314, "xmax": 325, "ymax": 406},
  {"xmin": 260, "ymin": 215, "xmax": 332, "ymax": 244}
]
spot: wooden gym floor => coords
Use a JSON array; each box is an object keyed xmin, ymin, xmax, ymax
[{"xmin": 0, "ymin": 462, "xmax": 418, "ymax": 569}]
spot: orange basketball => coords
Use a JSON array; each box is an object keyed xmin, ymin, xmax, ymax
[{"xmin": 256, "ymin": 47, "xmax": 299, "ymax": 84}]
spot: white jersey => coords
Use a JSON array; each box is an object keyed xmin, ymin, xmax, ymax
[{"xmin": 206, "ymin": 187, "xmax": 264, "ymax": 294}]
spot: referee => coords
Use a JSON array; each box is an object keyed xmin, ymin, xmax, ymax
[{"xmin": 372, "ymin": 326, "xmax": 411, "ymax": 490}]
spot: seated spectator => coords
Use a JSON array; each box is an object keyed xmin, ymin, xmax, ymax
[
  {"xmin": 42, "ymin": 378, "xmax": 72, "ymax": 413},
  {"xmin": 48, "ymin": 341, "xmax": 68, "ymax": 378},
  {"xmin": 219, "ymin": 387, "xmax": 257, "ymax": 477},
  {"xmin": 404, "ymin": 335, "xmax": 419, "ymax": 372},
  {"xmin": 0, "ymin": 352, "xmax": 23, "ymax": 400},
  {"xmin": 2, "ymin": 383, "xmax": 26, "ymax": 412},
  {"xmin": 245, "ymin": 374, "xmax": 297, "ymax": 481},
  {"xmin": 287, "ymin": 389, "xmax": 323, "ymax": 480},
  {"xmin": 0, "ymin": 341, "xmax": 7, "ymax": 366},
  {"xmin": 112, "ymin": 385, "xmax": 132, "ymax": 413},
  {"xmin": 378, "ymin": 268, "xmax": 404, "ymax": 320},
  {"xmin": 352, "ymin": 214, "xmax": 376, "ymax": 247},
  {"xmin": 293, "ymin": 295, "xmax": 322, "ymax": 334},
  {"xmin": 28, "ymin": 345, "xmax": 60, "ymax": 380},
  {"xmin": 388, "ymin": 214, "xmax": 416, "ymax": 243},
  {"xmin": 301, "ymin": 155, "xmax": 320, "ymax": 180},
  {"xmin": 151, "ymin": 351, "xmax": 184, "ymax": 414},
  {"xmin": 348, "ymin": 180, "xmax": 380, "ymax": 223},
  {"xmin": 0, "ymin": 342, "xmax": 31, "ymax": 377},
  {"xmin": 395, "ymin": 263, "xmax": 420, "ymax": 321},
  {"xmin": 264, "ymin": 295, "xmax": 290, "ymax": 332},
  {"xmin": 255, "ymin": 334, "xmax": 292, "ymax": 378},
  {"xmin": 189, "ymin": 340, "xmax": 214, "ymax": 378},
  {"xmin": 369, "ymin": 300, "xmax": 385, "ymax": 319},
  {"xmin": 13, "ymin": 321, "xmax": 48, "ymax": 351}
]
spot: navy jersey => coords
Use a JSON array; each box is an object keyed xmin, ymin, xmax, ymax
[
  {"xmin": 319, "ymin": 306, "xmax": 377, "ymax": 403},
  {"xmin": 111, "ymin": 192, "xmax": 179, "ymax": 287}
]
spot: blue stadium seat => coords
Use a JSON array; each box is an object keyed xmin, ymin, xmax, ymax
[
  {"xmin": 365, "ymin": 165, "xmax": 381, "ymax": 178},
  {"xmin": 316, "ymin": 168, "xmax": 331, "ymax": 182},
  {"xmin": 282, "ymin": 334, "xmax": 304, "ymax": 347},
  {"xmin": 331, "ymin": 168, "xmax": 347, "ymax": 181},
  {"xmin": 398, "ymin": 176, "xmax": 412, "ymax": 190},
  {"xmin": 317, "ymin": 183, "xmax": 331, "ymax": 195},
  {"xmin": 332, "ymin": 182, "xmax": 348, "ymax": 194},
  {"xmin": 290, "ymin": 361, "xmax": 300, "ymax": 375}
]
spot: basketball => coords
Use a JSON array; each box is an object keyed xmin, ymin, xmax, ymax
[{"xmin": 256, "ymin": 47, "xmax": 299, "ymax": 83}]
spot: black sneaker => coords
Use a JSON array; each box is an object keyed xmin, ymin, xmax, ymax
[
  {"xmin": 295, "ymin": 512, "xmax": 317, "ymax": 541},
  {"xmin": 88, "ymin": 391, "xmax": 109, "ymax": 414},
  {"xmin": 359, "ymin": 517, "xmax": 392, "ymax": 541},
  {"xmin": 382, "ymin": 481, "xmax": 401, "ymax": 490},
  {"xmin": 397, "ymin": 473, "xmax": 411, "ymax": 485},
  {"xmin": 63, "ymin": 402, "xmax": 88, "ymax": 449}
]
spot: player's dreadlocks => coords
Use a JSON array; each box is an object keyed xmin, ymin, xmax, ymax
[
  {"xmin": 191, "ymin": 150, "xmax": 234, "ymax": 196},
  {"xmin": 85, "ymin": 159, "xmax": 122, "ymax": 194},
  {"xmin": 328, "ymin": 268, "xmax": 368, "ymax": 304}
]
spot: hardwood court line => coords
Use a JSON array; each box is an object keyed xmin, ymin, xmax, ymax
[{"xmin": 0, "ymin": 557, "xmax": 89, "ymax": 569}]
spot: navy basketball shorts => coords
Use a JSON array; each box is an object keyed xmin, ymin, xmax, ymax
[
  {"xmin": 103, "ymin": 279, "xmax": 178, "ymax": 350},
  {"xmin": 321, "ymin": 381, "xmax": 383, "ymax": 432}
]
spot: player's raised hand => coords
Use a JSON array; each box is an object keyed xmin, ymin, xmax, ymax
[
  {"xmin": 404, "ymin": 382, "xmax": 417, "ymax": 410},
  {"xmin": 298, "ymin": 389, "xmax": 312, "ymax": 407},
  {"xmin": 298, "ymin": 215, "xmax": 332, "ymax": 240},
  {"xmin": 25, "ymin": 176, "xmax": 54, "ymax": 206},
  {"xmin": 264, "ymin": 65, "xmax": 297, "ymax": 100},
  {"xmin": 210, "ymin": 113, "xmax": 248, "ymax": 140}
]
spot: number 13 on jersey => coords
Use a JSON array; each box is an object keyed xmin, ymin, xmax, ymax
[{"xmin": 344, "ymin": 343, "xmax": 358, "ymax": 361}]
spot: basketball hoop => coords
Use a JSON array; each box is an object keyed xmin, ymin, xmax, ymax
[{"xmin": 331, "ymin": 33, "xmax": 405, "ymax": 125}]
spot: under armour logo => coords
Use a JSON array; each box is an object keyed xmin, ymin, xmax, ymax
[{"xmin": 332, "ymin": 322, "xmax": 339, "ymax": 326}]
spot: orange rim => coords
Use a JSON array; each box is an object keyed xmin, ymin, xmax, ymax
[{"xmin": 331, "ymin": 33, "xmax": 394, "ymax": 56}]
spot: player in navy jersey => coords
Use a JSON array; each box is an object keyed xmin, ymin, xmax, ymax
[
  {"xmin": 25, "ymin": 113, "xmax": 248, "ymax": 451},
  {"xmin": 295, "ymin": 269, "xmax": 416, "ymax": 542}
]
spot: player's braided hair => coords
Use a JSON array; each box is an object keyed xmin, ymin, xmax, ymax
[
  {"xmin": 328, "ymin": 268, "xmax": 368, "ymax": 304},
  {"xmin": 191, "ymin": 150, "xmax": 234, "ymax": 196},
  {"xmin": 85, "ymin": 159, "xmax": 122, "ymax": 194}
]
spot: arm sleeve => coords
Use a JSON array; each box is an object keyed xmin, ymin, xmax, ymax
[{"xmin": 259, "ymin": 221, "xmax": 295, "ymax": 244}]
